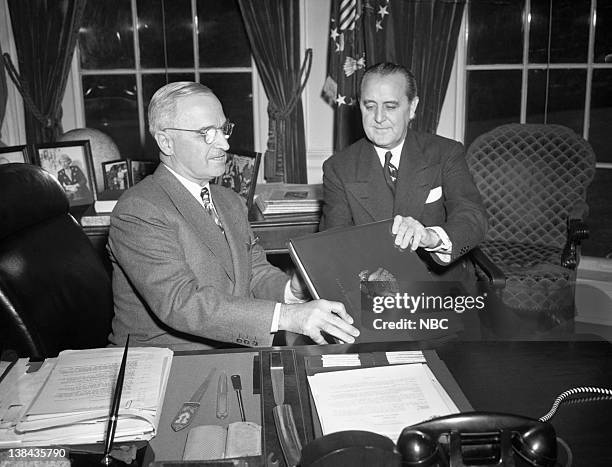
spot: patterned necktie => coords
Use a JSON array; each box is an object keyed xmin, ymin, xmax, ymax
[
  {"xmin": 200, "ymin": 187, "xmax": 224, "ymax": 233},
  {"xmin": 383, "ymin": 151, "xmax": 398, "ymax": 194}
]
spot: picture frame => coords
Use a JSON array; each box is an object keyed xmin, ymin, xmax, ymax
[
  {"xmin": 0, "ymin": 145, "xmax": 31, "ymax": 164},
  {"xmin": 213, "ymin": 150, "xmax": 261, "ymax": 210},
  {"xmin": 34, "ymin": 141, "xmax": 95, "ymax": 207},
  {"xmin": 101, "ymin": 160, "xmax": 130, "ymax": 191},
  {"xmin": 129, "ymin": 159, "xmax": 158, "ymax": 185}
]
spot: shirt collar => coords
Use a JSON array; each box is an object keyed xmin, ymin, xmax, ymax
[
  {"xmin": 163, "ymin": 163, "xmax": 210, "ymax": 206},
  {"xmin": 373, "ymin": 138, "xmax": 405, "ymax": 168}
]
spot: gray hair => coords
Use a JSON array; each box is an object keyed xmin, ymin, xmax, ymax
[
  {"xmin": 360, "ymin": 62, "xmax": 418, "ymax": 101},
  {"xmin": 148, "ymin": 82, "xmax": 215, "ymax": 136}
]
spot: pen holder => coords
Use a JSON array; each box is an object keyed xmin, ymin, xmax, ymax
[{"xmin": 272, "ymin": 404, "xmax": 302, "ymax": 467}]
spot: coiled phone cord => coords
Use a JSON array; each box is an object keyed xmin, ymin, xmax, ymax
[{"xmin": 539, "ymin": 386, "xmax": 612, "ymax": 422}]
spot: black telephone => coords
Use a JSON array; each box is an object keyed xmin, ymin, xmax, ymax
[{"xmin": 397, "ymin": 412, "xmax": 557, "ymax": 467}]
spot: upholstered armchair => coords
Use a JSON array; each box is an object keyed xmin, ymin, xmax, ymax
[
  {"xmin": 466, "ymin": 124, "xmax": 596, "ymax": 333},
  {"xmin": 0, "ymin": 163, "xmax": 113, "ymax": 358}
]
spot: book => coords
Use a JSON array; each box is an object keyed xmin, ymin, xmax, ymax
[
  {"xmin": 255, "ymin": 183, "xmax": 322, "ymax": 215},
  {"xmin": 80, "ymin": 205, "xmax": 111, "ymax": 227},
  {"xmin": 182, "ymin": 422, "xmax": 261, "ymax": 461},
  {"xmin": 0, "ymin": 347, "xmax": 173, "ymax": 447},
  {"xmin": 288, "ymin": 219, "xmax": 465, "ymax": 343}
]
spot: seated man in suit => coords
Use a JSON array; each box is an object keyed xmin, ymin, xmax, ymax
[
  {"xmin": 320, "ymin": 62, "xmax": 487, "ymax": 277},
  {"xmin": 108, "ymin": 81, "xmax": 359, "ymax": 350}
]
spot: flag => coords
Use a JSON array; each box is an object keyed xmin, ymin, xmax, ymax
[{"xmin": 323, "ymin": 0, "xmax": 394, "ymax": 151}]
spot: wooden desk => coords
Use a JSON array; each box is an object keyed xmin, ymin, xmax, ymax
[{"xmin": 147, "ymin": 339, "xmax": 612, "ymax": 467}]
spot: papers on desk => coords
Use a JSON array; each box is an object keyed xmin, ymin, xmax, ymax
[
  {"xmin": 307, "ymin": 362, "xmax": 459, "ymax": 443},
  {"xmin": 0, "ymin": 347, "xmax": 173, "ymax": 447}
]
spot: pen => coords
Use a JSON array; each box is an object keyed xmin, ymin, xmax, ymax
[
  {"xmin": 101, "ymin": 335, "xmax": 130, "ymax": 466},
  {"xmin": 231, "ymin": 374, "xmax": 246, "ymax": 422}
]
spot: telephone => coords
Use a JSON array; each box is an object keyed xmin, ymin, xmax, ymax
[{"xmin": 397, "ymin": 412, "xmax": 556, "ymax": 467}]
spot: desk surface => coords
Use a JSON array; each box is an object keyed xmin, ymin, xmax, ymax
[{"xmin": 147, "ymin": 339, "xmax": 612, "ymax": 467}]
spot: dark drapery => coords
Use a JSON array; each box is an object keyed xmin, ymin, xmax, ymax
[
  {"xmin": 237, "ymin": 0, "xmax": 311, "ymax": 183},
  {"xmin": 2, "ymin": 0, "xmax": 86, "ymax": 144},
  {"xmin": 0, "ymin": 41, "xmax": 7, "ymax": 146},
  {"xmin": 324, "ymin": 0, "xmax": 465, "ymax": 151}
]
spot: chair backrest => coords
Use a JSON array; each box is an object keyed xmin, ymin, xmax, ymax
[
  {"xmin": 466, "ymin": 124, "xmax": 596, "ymax": 248},
  {"xmin": 0, "ymin": 163, "xmax": 113, "ymax": 358},
  {"xmin": 213, "ymin": 150, "xmax": 262, "ymax": 210}
]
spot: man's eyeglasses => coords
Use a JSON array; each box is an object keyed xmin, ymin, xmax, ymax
[{"xmin": 163, "ymin": 121, "xmax": 235, "ymax": 144}]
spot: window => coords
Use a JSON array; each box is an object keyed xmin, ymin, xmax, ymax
[
  {"xmin": 78, "ymin": 0, "xmax": 254, "ymax": 159},
  {"xmin": 465, "ymin": 0, "xmax": 612, "ymax": 163}
]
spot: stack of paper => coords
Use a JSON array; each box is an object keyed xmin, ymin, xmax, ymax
[
  {"xmin": 0, "ymin": 347, "xmax": 173, "ymax": 447},
  {"xmin": 307, "ymin": 363, "xmax": 458, "ymax": 442},
  {"xmin": 255, "ymin": 184, "xmax": 322, "ymax": 216}
]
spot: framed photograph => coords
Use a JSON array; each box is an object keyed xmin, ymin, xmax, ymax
[
  {"xmin": 102, "ymin": 160, "xmax": 130, "ymax": 191},
  {"xmin": 129, "ymin": 160, "xmax": 158, "ymax": 185},
  {"xmin": 0, "ymin": 145, "xmax": 31, "ymax": 164},
  {"xmin": 34, "ymin": 141, "xmax": 95, "ymax": 207},
  {"xmin": 214, "ymin": 151, "xmax": 261, "ymax": 210}
]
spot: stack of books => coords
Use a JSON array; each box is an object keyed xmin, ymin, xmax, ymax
[
  {"xmin": 0, "ymin": 347, "xmax": 173, "ymax": 447},
  {"xmin": 255, "ymin": 184, "xmax": 323, "ymax": 217}
]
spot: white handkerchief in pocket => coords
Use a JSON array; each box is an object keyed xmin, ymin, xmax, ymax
[{"xmin": 425, "ymin": 186, "xmax": 442, "ymax": 203}]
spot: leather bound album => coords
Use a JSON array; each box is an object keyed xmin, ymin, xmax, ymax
[{"xmin": 288, "ymin": 219, "xmax": 465, "ymax": 343}]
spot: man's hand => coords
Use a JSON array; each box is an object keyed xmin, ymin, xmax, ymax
[
  {"xmin": 391, "ymin": 215, "xmax": 441, "ymax": 251},
  {"xmin": 289, "ymin": 272, "xmax": 310, "ymax": 300},
  {"xmin": 279, "ymin": 300, "xmax": 360, "ymax": 344}
]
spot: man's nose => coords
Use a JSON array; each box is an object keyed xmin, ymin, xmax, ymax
[
  {"xmin": 216, "ymin": 133, "xmax": 230, "ymax": 151},
  {"xmin": 374, "ymin": 107, "xmax": 386, "ymax": 123}
]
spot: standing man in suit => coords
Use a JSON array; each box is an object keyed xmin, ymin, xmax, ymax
[
  {"xmin": 320, "ymin": 62, "xmax": 487, "ymax": 273},
  {"xmin": 57, "ymin": 153, "xmax": 93, "ymax": 204},
  {"xmin": 108, "ymin": 82, "xmax": 359, "ymax": 350}
]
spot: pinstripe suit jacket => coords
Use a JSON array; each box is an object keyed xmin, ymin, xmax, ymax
[{"xmin": 108, "ymin": 164, "xmax": 288, "ymax": 350}]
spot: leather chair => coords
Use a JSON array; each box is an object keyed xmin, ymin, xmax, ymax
[
  {"xmin": 466, "ymin": 124, "xmax": 596, "ymax": 335},
  {"xmin": 0, "ymin": 163, "xmax": 113, "ymax": 358}
]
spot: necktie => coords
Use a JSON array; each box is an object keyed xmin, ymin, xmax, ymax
[
  {"xmin": 383, "ymin": 151, "xmax": 398, "ymax": 194},
  {"xmin": 200, "ymin": 187, "xmax": 224, "ymax": 233}
]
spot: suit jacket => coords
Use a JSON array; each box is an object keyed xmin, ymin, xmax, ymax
[
  {"xmin": 108, "ymin": 164, "xmax": 289, "ymax": 350},
  {"xmin": 320, "ymin": 131, "xmax": 487, "ymax": 266}
]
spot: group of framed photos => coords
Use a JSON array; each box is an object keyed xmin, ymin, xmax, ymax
[{"xmin": 0, "ymin": 142, "xmax": 158, "ymax": 208}]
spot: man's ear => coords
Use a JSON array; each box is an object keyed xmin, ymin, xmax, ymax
[
  {"xmin": 154, "ymin": 130, "xmax": 174, "ymax": 156},
  {"xmin": 409, "ymin": 96, "xmax": 419, "ymax": 121}
]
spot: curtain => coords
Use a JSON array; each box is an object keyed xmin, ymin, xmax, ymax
[
  {"xmin": 0, "ymin": 40, "xmax": 7, "ymax": 146},
  {"xmin": 237, "ymin": 0, "xmax": 311, "ymax": 183},
  {"xmin": 324, "ymin": 0, "xmax": 466, "ymax": 151},
  {"xmin": 2, "ymin": 0, "xmax": 86, "ymax": 144}
]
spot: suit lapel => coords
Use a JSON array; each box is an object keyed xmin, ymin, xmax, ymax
[
  {"xmin": 393, "ymin": 131, "xmax": 432, "ymax": 219},
  {"xmin": 153, "ymin": 165, "xmax": 235, "ymax": 282},
  {"xmin": 345, "ymin": 141, "xmax": 394, "ymax": 221}
]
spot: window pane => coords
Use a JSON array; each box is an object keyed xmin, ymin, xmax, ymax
[
  {"xmin": 142, "ymin": 73, "xmax": 196, "ymax": 156},
  {"xmin": 199, "ymin": 73, "xmax": 253, "ymax": 151},
  {"xmin": 529, "ymin": 0, "xmax": 590, "ymax": 63},
  {"xmin": 79, "ymin": 0, "xmax": 134, "ymax": 69},
  {"xmin": 82, "ymin": 75, "xmax": 140, "ymax": 158},
  {"xmin": 197, "ymin": 0, "xmax": 251, "ymax": 67},
  {"xmin": 595, "ymin": 2, "xmax": 612, "ymax": 63},
  {"xmin": 590, "ymin": 69, "xmax": 612, "ymax": 163},
  {"xmin": 527, "ymin": 69, "xmax": 585, "ymax": 134},
  {"xmin": 467, "ymin": 0, "xmax": 524, "ymax": 64},
  {"xmin": 137, "ymin": 0, "xmax": 194, "ymax": 69},
  {"xmin": 465, "ymin": 70, "xmax": 522, "ymax": 147}
]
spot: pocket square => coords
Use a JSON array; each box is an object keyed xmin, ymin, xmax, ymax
[{"xmin": 425, "ymin": 186, "xmax": 442, "ymax": 203}]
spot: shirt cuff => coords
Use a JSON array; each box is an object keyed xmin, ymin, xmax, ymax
[
  {"xmin": 425, "ymin": 226, "xmax": 452, "ymax": 263},
  {"xmin": 284, "ymin": 280, "xmax": 306, "ymax": 304},
  {"xmin": 270, "ymin": 302, "xmax": 282, "ymax": 333}
]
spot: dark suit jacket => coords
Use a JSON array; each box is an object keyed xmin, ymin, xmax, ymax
[
  {"xmin": 320, "ymin": 131, "xmax": 487, "ymax": 266},
  {"xmin": 108, "ymin": 164, "xmax": 289, "ymax": 350}
]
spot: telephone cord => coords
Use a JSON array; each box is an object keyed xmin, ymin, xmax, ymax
[{"xmin": 539, "ymin": 386, "xmax": 612, "ymax": 422}]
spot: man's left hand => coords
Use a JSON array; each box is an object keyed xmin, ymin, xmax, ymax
[
  {"xmin": 290, "ymin": 272, "xmax": 310, "ymax": 300},
  {"xmin": 391, "ymin": 215, "xmax": 441, "ymax": 251}
]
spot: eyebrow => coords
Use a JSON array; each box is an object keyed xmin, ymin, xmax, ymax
[{"xmin": 361, "ymin": 99, "xmax": 400, "ymax": 105}]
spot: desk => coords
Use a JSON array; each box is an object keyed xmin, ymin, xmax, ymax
[{"xmin": 147, "ymin": 339, "xmax": 612, "ymax": 467}]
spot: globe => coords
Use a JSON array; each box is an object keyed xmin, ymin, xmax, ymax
[{"xmin": 59, "ymin": 128, "xmax": 121, "ymax": 193}]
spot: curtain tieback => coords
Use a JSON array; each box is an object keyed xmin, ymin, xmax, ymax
[
  {"xmin": 268, "ymin": 48, "xmax": 313, "ymax": 120},
  {"xmin": 2, "ymin": 53, "xmax": 59, "ymax": 129}
]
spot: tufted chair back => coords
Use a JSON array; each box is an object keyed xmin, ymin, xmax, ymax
[
  {"xmin": 0, "ymin": 163, "xmax": 113, "ymax": 358},
  {"xmin": 466, "ymin": 124, "xmax": 596, "ymax": 333}
]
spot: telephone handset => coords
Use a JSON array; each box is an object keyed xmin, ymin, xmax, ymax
[{"xmin": 397, "ymin": 412, "xmax": 556, "ymax": 467}]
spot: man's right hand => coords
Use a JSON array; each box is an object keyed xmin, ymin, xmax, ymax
[{"xmin": 278, "ymin": 300, "xmax": 360, "ymax": 345}]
